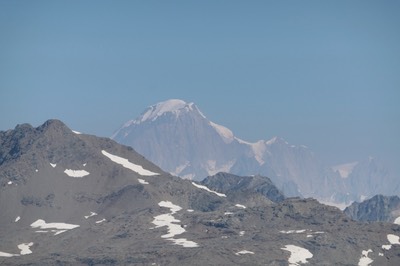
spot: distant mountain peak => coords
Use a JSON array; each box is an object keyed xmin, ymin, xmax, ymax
[
  {"xmin": 111, "ymin": 99, "xmax": 209, "ymax": 139},
  {"xmin": 266, "ymin": 136, "xmax": 288, "ymax": 146},
  {"xmin": 138, "ymin": 99, "xmax": 205, "ymax": 123},
  {"xmin": 111, "ymin": 99, "xmax": 398, "ymax": 204},
  {"xmin": 38, "ymin": 119, "xmax": 65, "ymax": 128},
  {"xmin": 37, "ymin": 119, "xmax": 72, "ymax": 134}
]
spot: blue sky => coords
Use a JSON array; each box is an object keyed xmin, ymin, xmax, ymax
[{"xmin": 1, "ymin": 1, "xmax": 399, "ymax": 170}]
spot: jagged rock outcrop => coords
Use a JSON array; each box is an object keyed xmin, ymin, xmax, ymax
[
  {"xmin": 201, "ymin": 172, "xmax": 285, "ymax": 206},
  {"xmin": 344, "ymin": 195, "xmax": 400, "ymax": 223}
]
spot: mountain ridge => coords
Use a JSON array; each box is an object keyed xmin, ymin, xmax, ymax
[
  {"xmin": 344, "ymin": 195, "xmax": 400, "ymax": 223},
  {"xmin": 112, "ymin": 99, "xmax": 399, "ymax": 205},
  {"xmin": 1, "ymin": 119, "xmax": 400, "ymax": 265}
]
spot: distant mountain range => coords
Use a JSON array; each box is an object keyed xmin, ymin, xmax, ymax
[
  {"xmin": 112, "ymin": 99, "xmax": 399, "ymax": 206},
  {"xmin": 344, "ymin": 195, "xmax": 400, "ymax": 223},
  {"xmin": 1, "ymin": 119, "xmax": 400, "ymax": 265}
]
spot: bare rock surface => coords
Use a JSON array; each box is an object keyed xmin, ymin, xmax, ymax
[{"xmin": 1, "ymin": 120, "xmax": 399, "ymax": 265}]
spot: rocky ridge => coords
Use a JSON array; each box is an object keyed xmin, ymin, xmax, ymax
[
  {"xmin": 200, "ymin": 172, "xmax": 285, "ymax": 206},
  {"xmin": 344, "ymin": 195, "xmax": 400, "ymax": 223},
  {"xmin": 1, "ymin": 120, "xmax": 399, "ymax": 265}
]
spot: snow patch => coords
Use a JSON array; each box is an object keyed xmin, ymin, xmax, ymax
[
  {"xmin": 358, "ymin": 249, "xmax": 373, "ymax": 266},
  {"xmin": 72, "ymin": 130, "xmax": 81, "ymax": 134},
  {"xmin": 158, "ymin": 201, "xmax": 182, "ymax": 213},
  {"xmin": 31, "ymin": 219, "xmax": 79, "ymax": 230},
  {"xmin": 209, "ymin": 121, "xmax": 234, "ymax": 143},
  {"xmin": 84, "ymin": 212, "xmax": 97, "ymax": 219},
  {"xmin": 17, "ymin": 242, "xmax": 33, "ymax": 255},
  {"xmin": 166, "ymin": 238, "xmax": 198, "ymax": 248},
  {"xmin": 192, "ymin": 182, "xmax": 226, "ymax": 197},
  {"xmin": 54, "ymin": 230, "xmax": 67, "ymax": 235},
  {"xmin": 266, "ymin": 136, "xmax": 288, "ymax": 145},
  {"xmin": 332, "ymin": 162, "xmax": 358, "ymax": 178},
  {"xmin": 187, "ymin": 209, "xmax": 194, "ymax": 212},
  {"xmin": 15, "ymin": 216, "xmax": 20, "ymax": 222},
  {"xmin": 64, "ymin": 169, "xmax": 90, "ymax": 178},
  {"xmin": 140, "ymin": 99, "xmax": 192, "ymax": 122},
  {"xmin": 0, "ymin": 242, "xmax": 34, "ymax": 257},
  {"xmin": 95, "ymin": 219, "xmax": 106, "ymax": 224},
  {"xmin": 123, "ymin": 119, "xmax": 135, "ymax": 128},
  {"xmin": 235, "ymin": 204, "xmax": 246, "ymax": 209},
  {"xmin": 235, "ymin": 137, "xmax": 251, "ymax": 145},
  {"xmin": 7, "ymin": 181, "xmax": 12, "ymax": 185},
  {"xmin": 239, "ymin": 231, "xmax": 245, "ymax": 236},
  {"xmin": 266, "ymin": 136, "xmax": 278, "ymax": 145},
  {"xmin": 280, "ymin": 229, "xmax": 323, "ymax": 238},
  {"xmin": 224, "ymin": 212, "xmax": 234, "ymax": 215},
  {"xmin": 50, "ymin": 163, "xmax": 56, "ymax": 168},
  {"xmin": 102, "ymin": 150, "xmax": 160, "ymax": 176},
  {"xmin": 387, "ymin": 234, "xmax": 400, "ymax": 245},
  {"xmin": 394, "ymin": 216, "xmax": 400, "ymax": 225},
  {"xmin": 381, "ymin": 234, "xmax": 400, "ymax": 251},
  {"xmin": 30, "ymin": 219, "xmax": 79, "ymax": 235},
  {"xmin": 251, "ymin": 140, "xmax": 267, "ymax": 165},
  {"xmin": 152, "ymin": 201, "xmax": 198, "ymax": 248},
  {"xmin": 0, "ymin": 251, "xmax": 19, "ymax": 257},
  {"xmin": 281, "ymin": 245, "xmax": 313, "ymax": 266},
  {"xmin": 280, "ymin": 229, "xmax": 306, "ymax": 234},
  {"xmin": 235, "ymin": 250, "xmax": 254, "ymax": 255},
  {"xmin": 138, "ymin": 178, "xmax": 149, "ymax": 184}
]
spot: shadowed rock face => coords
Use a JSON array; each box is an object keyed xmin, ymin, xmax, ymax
[
  {"xmin": 201, "ymin": 172, "xmax": 285, "ymax": 205},
  {"xmin": 1, "ymin": 120, "xmax": 400, "ymax": 265},
  {"xmin": 344, "ymin": 195, "xmax": 400, "ymax": 222}
]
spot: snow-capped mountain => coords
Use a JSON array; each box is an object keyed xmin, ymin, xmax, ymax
[
  {"xmin": 112, "ymin": 99, "xmax": 398, "ymax": 205},
  {"xmin": 1, "ymin": 119, "xmax": 400, "ymax": 265},
  {"xmin": 112, "ymin": 99, "xmax": 319, "ymax": 197}
]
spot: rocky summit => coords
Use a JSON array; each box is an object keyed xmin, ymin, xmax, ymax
[
  {"xmin": 1, "ymin": 120, "xmax": 400, "ymax": 265},
  {"xmin": 201, "ymin": 172, "xmax": 285, "ymax": 205}
]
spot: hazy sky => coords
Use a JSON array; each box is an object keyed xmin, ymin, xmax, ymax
[{"xmin": 1, "ymin": 1, "xmax": 399, "ymax": 170}]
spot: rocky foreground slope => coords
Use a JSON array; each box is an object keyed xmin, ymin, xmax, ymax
[{"xmin": 1, "ymin": 120, "xmax": 400, "ymax": 265}]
